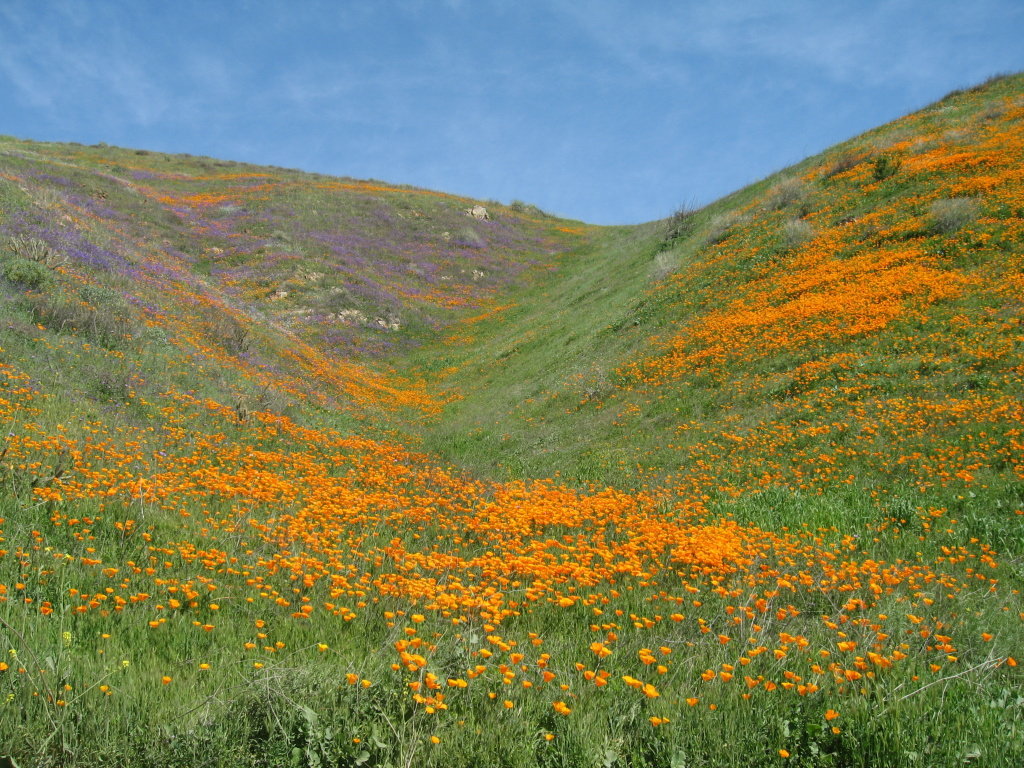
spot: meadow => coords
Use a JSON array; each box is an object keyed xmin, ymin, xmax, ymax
[{"xmin": 0, "ymin": 74, "xmax": 1022, "ymax": 767}]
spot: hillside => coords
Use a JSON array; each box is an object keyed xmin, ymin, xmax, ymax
[
  {"xmin": 0, "ymin": 138, "xmax": 585, "ymax": 420},
  {"xmin": 416, "ymin": 74, "xmax": 1024, "ymax": 521},
  {"xmin": 0, "ymin": 74, "xmax": 1023, "ymax": 767}
]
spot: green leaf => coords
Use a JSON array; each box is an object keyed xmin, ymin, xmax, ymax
[{"xmin": 300, "ymin": 705, "xmax": 319, "ymax": 727}]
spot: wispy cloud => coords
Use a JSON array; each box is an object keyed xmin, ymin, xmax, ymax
[
  {"xmin": 0, "ymin": 3, "xmax": 175, "ymax": 127},
  {"xmin": 552, "ymin": 0, "xmax": 1023, "ymax": 91}
]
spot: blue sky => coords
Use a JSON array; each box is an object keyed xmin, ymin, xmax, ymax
[{"xmin": 1, "ymin": 1, "xmax": 1023, "ymax": 225}]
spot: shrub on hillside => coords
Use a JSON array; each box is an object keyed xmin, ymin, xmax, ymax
[
  {"xmin": 663, "ymin": 204, "xmax": 699, "ymax": 242},
  {"xmin": 651, "ymin": 251, "xmax": 678, "ymax": 280},
  {"xmin": 930, "ymin": 197, "xmax": 982, "ymax": 233},
  {"xmin": 140, "ymin": 325, "xmax": 173, "ymax": 349},
  {"xmin": 872, "ymin": 154, "xmax": 902, "ymax": 181},
  {"xmin": 509, "ymin": 199, "xmax": 548, "ymax": 217},
  {"xmin": 782, "ymin": 218, "xmax": 816, "ymax": 249},
  {"xmin": 2, "ymin": 256, "xmax": 53, "ymax": 289},
  {"xmin": 30, "ymin": 283, "xmax": 136, "ymax": 348},
  {"xmin": 214, "ymin": 313, "xmax": 252, "ymax": 355},
  {"xmin": 702, "ymin": 211, "xmax": 750, "ymax": 247},
  {"xmin": 821, "ymin": 151, "xmax": 868, "ymax": 180},
  {"xmin": 3, "ymin": 234, "xmax": 68, "ymax": 274},
  {"xmin": 762, "ymin": 178, "xmax": 809, "ymax": 212}
]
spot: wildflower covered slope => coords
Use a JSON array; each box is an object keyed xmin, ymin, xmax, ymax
[
  {"xmin": 0, "ymin": 138, "xmax": 583, "ymax": 416},
  {"xmin": 427, "ymin": 73, "xmax": 1024, "ymax": 522},
  {"xmin": 0, "ymin": 74, "xmax": 1022, "ymax": 768}
]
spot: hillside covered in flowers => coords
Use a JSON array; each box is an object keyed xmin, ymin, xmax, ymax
[{"xmin": 0, "ymin": 74, "xmax": 1022, "ymax": 767}]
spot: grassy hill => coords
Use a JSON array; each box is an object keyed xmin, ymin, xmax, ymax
[
  {"xmin": 417, "ymin": 75, "xmax": 1024, "ymax": 511},
  {"xmin": 0, "ymin": 73, "xmax": 1022, "ymax": 767}
]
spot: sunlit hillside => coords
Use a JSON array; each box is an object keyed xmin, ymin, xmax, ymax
[
  {"xmin": 1, "ymin": 73, "xmax": 1022, "ymax": 768},
  {"xmin": 420, "ymin": 75, "xmax": 1024, "ymax": 511}
]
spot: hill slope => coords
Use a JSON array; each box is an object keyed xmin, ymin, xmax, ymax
[
  {"xmin": 412, "ymin": 74, "xmax": 1024, "ymax": 546},
  {"xmin": 0, "ymin": 138, "xmax": 586, "ymax": 420},
  {"xmin": 0, "ymin": 74, "xmax": 1022, "ymax": 768}
]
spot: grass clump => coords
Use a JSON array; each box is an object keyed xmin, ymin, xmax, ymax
[
  {"xmin": 5, "ymin": 235, "xmax": 67, "ymax": 268},
  {"xmin": 930, "ymin": 197, "xmax": 982, "ymax": 233},
  {"xmin": 761, "ymin": 177, "xmax": 809, "ymax": 212},
  {"xmin": 781, "ymin": 218, "xmax": 815, "ymax": 249},
  {"xmin": 663, "ymin": 203, "xmax": 700, "ymax": 243},
  {"xmin": 702, "ymin": 210, "xmax": 750, "ymax": 246},
  {"xmin": 30, "ymin": 283, "xmax": 137, "ymax": 349}
]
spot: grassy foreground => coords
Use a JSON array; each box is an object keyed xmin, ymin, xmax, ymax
[{"xmin": 0, "ymin": 75, "xmax": 1023, "ymax": 767}]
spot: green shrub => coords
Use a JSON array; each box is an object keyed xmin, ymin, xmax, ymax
[
  {"xmin": 508, "ymin": 199, "xmax": 548, "ymax": 217},
  {"xmin": 2, "ymin": 256, "xmax": 53, "ymax": 289},
  {"xmin": 872, "ymin": 154, "xmax": 902, "ymax": 181},
  {"xmin": 140, "ymin": 325, "xmax": 173, "ymax": 349},
  {"xmin": 79, "ymin": 283, "xmax": 129, "ymax": 310}
]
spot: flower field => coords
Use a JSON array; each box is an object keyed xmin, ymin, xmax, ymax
[{"xmin": 0, "ymin": 76, "xmax": 1023, "ymax": 766}]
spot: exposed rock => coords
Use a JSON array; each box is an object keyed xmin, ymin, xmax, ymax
[
  {"xmin": 335, "ymin": 309, "xmax": 368, "ymax": 324},
  {"xmin": 466, "ymin": 205, "xmax": 489, "ymax": 220}
]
